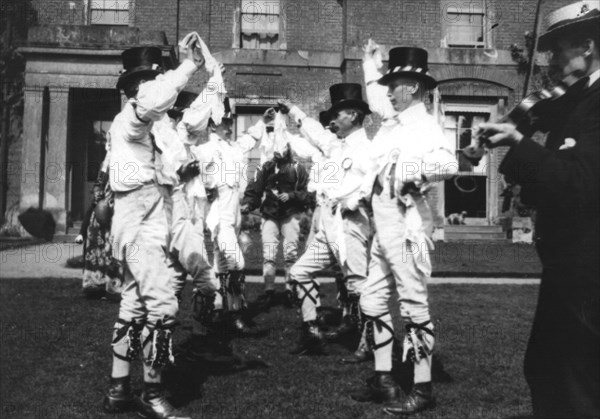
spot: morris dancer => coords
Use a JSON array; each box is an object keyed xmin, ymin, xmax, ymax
[
  {"xmin": 351, "ymin": 42, "xmax": 457, "ymax": 415},
  {"xmin": 279, "ymin": 83, "xmax": 373, "ymax": 356},
  {"xmin": 104, "ymin": 38, "xmax": 202, "ymax": 419}
]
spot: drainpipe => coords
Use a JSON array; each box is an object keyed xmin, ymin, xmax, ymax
[
  {"xmin": 341, "ymin": 0, "xmax": 347, "ymax": 82},
  {"xmin": 523, "ymin": 0, "xmax": 543, "ymax": 97}
]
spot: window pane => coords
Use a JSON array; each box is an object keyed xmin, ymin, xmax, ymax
[
  {"xmin": 242, "ymin": 0, "xmax": 280, "ymax": 15},
  {"xmin": 241, "ymin": 14, "xmax": 279, "ymax": 33},
  {"xmin": 91, "ymin": 9, "xmax": 129, "ymax": 25},
  {"xmin": 90, "ymin": 0, "xmax": 129, "ymax": 10}
]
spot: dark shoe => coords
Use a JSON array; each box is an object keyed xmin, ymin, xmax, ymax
[
  {"xmin": 325, "ymin": 315, "xmax": 359, "ymax": 341},
  {"xmin": 283, "ymin": 289, "xmax": 296, "ymax": 308},
  {"xmin": 383, "ymin": 382, "xmax": 435, "ymax": 415},
  {"xmin": 254, "ymin": 290, "xmax": 275, "ymax": 311},
  {"xmin": 340, "ymin": 346, "xmax": 373, "ymax": 364},
  {"xmin": 136, "ymin": 387, "xmax": 191, "ymax": 419},
  {"xmin": 103, "ymin": 376, "xmax": 134, "ymax": 413},
  {"xmin": 289, "ymin": 321, "xmax": 326, "ymax": 355},
  {"xmin": 350, "ymin": 372, "xmax": 401, "ymax": 404}
]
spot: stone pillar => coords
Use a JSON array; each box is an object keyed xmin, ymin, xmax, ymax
[
  {"xmin": 19, "ymin": 85, "xmax": 43, "ymax": 212},
  {"xmin": 18, "ymin": 85, "xmax": 69, "ymax": 234},
  {"xmin": 44, "ymin": 86, "xmax": 70, "ymax": 233}
]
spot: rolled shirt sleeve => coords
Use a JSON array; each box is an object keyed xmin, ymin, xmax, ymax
[
  {"xmin": 363, "ymin": 60, "xmax": 396, "ymax": 120},
  {"xmin": 135, "ymin": 59, "xmax": 197, "ymax": 123}
]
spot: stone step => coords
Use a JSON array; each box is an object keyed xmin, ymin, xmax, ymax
[
  {"xmin": 445, "ymin": 231, "xmax": 507, "ymax": 241},
  {"xmin": 445, "ymin": 225, "xmax": 504, "ymax": 233}
]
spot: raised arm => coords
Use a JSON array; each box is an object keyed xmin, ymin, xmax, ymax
[
  {"xmin": 122, "ymin": 36, "xmax": 203, "ymax": 140},
  {"xmin": 281, "ymin": 100, "xmax": 333, "ymax": 157},
  {"xmin": 362, "ymin": 39, "xmax": 396, "ymax": 120}
]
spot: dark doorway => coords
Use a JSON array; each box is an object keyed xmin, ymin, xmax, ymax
[
  {"xmin": 445, "ymin": 176, "xmax": 487, "ymax": 219},
  {"xmin": 67, "ymin": 88, "xmax": 121, "ymax": 222}
]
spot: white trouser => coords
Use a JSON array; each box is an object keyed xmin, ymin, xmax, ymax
[
  {"xmin": 360, "ymin": 192, "xmax": 432, "ymax": 323},
  {"xmin": 359, "ymin": 182, "xmax": 434, "ymax": 382},
  {"xmin": 169, "ymin": 188, "xmax": 219, "ymax": 304},
  {"xmin": 213, "ymin": 185, "xmax": 245, "ymax": 272},
  {"xmin": 261, "ymin": 213, "xmax": 302, "ymax": 290},
  {"xmin": 289, "ymin": 205, "xmax": 371, "ymax": 322},
  {"xmin": 112, "ymin": 184, "xmax": 178, "ymax": 325}
]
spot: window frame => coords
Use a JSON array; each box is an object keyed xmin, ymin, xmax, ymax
[
  {"xmin": 238, "ymin": 0, "xmax": 283, "ymax": 50},
  {"xmin": 442, "ymin": 1, "xmax": 491, "ymax": 49},
  {"xmin": 88, "ymin": 0, "xmax": 132, "ymax": 26}
]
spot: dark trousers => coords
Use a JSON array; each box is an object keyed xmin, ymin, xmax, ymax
[{"xmin": 524, "ymin": 271, "xmax": 600, "ymax": 418}]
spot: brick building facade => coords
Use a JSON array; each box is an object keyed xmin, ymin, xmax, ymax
[{"xmin": 5, "ymin": 0, "xmax": 564, "ymax": 238}]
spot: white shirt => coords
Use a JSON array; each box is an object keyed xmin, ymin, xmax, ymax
[
  {"xmin": 109, "ymin": 60, "xmax": 197, "ymax": 192},
  {"xmin": 194, "ymin": 127, "xmax": 261, "ymax": 189},
  {"xmin": 288, "ymin": 106, "xmax": 373, "ymax": 210},
  {"xmin": 360, "ymin": 60, "xmax": 458, "ymax": 200},
  {"xmin": 151, "ymin": 115, "xmax": 190, "ymax": 187}
]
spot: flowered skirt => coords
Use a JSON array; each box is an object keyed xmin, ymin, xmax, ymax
[{"xmin": 82, "ymin": 212, "xmax": 124, "ymax": 299}]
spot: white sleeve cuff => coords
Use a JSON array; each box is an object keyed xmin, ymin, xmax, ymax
[
  {"xmin": 362, "ymin": 60, "xmax": 383, "ymax": 84},
  {"xmin": 178, "ymin": 59, "xmax": 199, "ymax": 79},
  {"xmin": 247, "ymin": 119, "xmax": 266, "ymax": 140},
  {"xmin": 288, "ymin": 106, "xmax": 307, "ymax": 125}
]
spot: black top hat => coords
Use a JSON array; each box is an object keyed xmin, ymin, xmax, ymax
[
  {"xmin": 327, "ymin": 83, "xmax": 371, "ymax": 118},
  {"xmin": 116, "ymin": 46, "xmax": 164, "ymax": 90},
  {"xmin": 538, "ymin": 1, "xmax": 600, "ymax": 51},
  {"xmin": 167, "ymin": 91, "xmax": 198, "ymax": 119},
  {"xmin": 222, "ymin": 97, "xmax": 233, "ymax": 120},
  {"xmin": 319, "ymin": 111, "xmax": 331, "ymax": 127},
  {"xmin": 378, "ymin": 47, "xmax": 437, "ymax": 89}
]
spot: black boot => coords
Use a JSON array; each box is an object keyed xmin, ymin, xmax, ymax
[
  {"xmin": 325, "ymin": 315, "xmax": 359, "ymax": 341},
  {"xmin": 136, "ymin": 383, "xmax": 191, "ymax": 419},
  {"xmin": 103, "ymin": 376, "xmax": 135, "ymax": 413},
  {"xmin": 326, "ymin": 294, "xmax": 361, "ymax": 341},
  {"xmin": 340, "ymin": 345, "xmax": 373, "ymax": 364},
  {"xmin": 289, "ymin": 321, "xmax": 326, "ymax": 355},
  {"xmin": 383, "ymin": 382, "xmax": 435, "ymax": 415},
  {"xmin": 283, "ymin": 289, "xmax": 296, "ymax": 308},
  {"xmin": 350, "ymin": 372, "xmax": 401, "ymax": 404},
  {"xmin": 254, "ymin": 289, "xmax": 275, "ymax": 311}
]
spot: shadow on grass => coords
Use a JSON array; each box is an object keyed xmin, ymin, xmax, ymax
[{"xmin": 164, "ymin": 350, "xmax": 270, "ymax": 408}]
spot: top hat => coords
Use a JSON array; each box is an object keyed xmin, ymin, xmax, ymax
[
  {"xmin": 167, "ymin": 91, "xmax": 198, "ymax": 119},
  {"xmin": 538, "ymin": 1, "xmax": 600, "ymax": 51},
  {"xmin": 222, "ymin": 97, "xmax": 233, "ymax": 121},
  {"xmin": 116, "ymin": 47, "xmax": 164, "ymax": 90},
  {"xmin": 327, "ymin": 83, "xmax": 371, "ymax": 118},
  {"xmin": 378, "ymin": 47, "xmax": 437, "ymax": 89}
]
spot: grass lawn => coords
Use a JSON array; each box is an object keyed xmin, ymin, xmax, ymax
[
  {"xmin": 240, "ymin": 230, "xmax": 542, "ymax": 277},
  {"xmin": 0, "ymin": 279, "xmax": 538, "ymax": 418}
]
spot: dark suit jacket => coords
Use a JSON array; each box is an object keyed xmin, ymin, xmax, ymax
[
  {"xmin": 243, "ymin": 157, "xmax": 310, "ymax": 221},
  {"xmin": 500, "ymin": 77, "xmax": 600, "ymax": 334}
]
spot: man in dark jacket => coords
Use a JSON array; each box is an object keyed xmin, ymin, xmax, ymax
[
  {"xmin": 241, "ymin": 142, "xmax": 310, "ymax": 308},
  {"xmin": 477, "ymin": 2, "xmax": 599, "ymax": 417}
]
